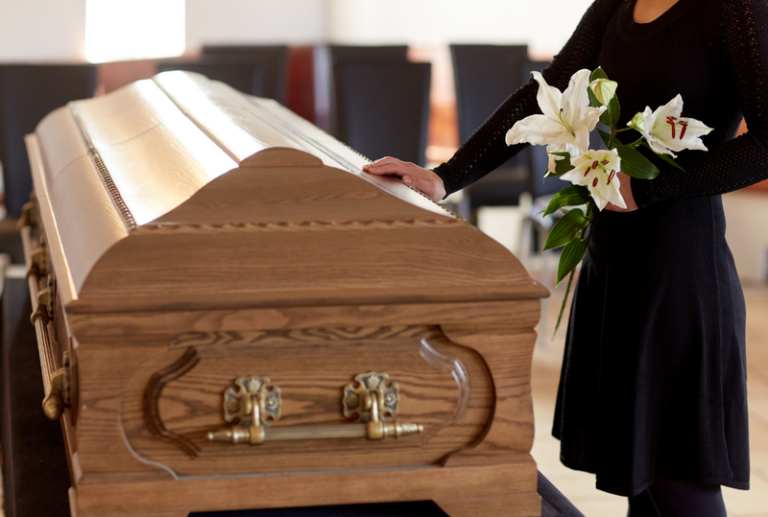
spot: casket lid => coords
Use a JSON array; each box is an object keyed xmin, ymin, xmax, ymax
[{"xmin": 27, "ymin": 72, "xmax": 546, "ymax": 314}]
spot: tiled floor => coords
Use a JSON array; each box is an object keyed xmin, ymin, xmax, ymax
[{"xmin": 531, "ymin": 264, "xmax": 768, "ymax": 517}]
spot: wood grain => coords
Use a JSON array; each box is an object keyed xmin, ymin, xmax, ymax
[
  {"xmin": 72, "ymin": 460, "xmax": 536, "ymax": 516},
  {"xmin": 27, "ymin": 71, "xmax": 548, "ymax": 516},
  {"xmin": 67, "ymin": 299, "xmax": 542, "ymax": 340},
  {"xmin": 441, "ymin": 325, "xmax": 539, "ymax": 463},
  {"xmin": 119, "ymin": 326, "xmax": 494, "ymax": 476},
  {"xmin": 143, "ymin": 347, "xmax": 201, "ymax": 458},
  {"xmin": 435, "ymin": 493, "xmax": 541, "ymax": 517}
]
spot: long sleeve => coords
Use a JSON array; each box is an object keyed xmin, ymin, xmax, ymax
[
  {"xmin": 433, "ymin": 0, "xmax": 618, "ymax": 196},
  {"xmin": 632, "ymin": 0, "xmax": 768, "ymax": 207}
]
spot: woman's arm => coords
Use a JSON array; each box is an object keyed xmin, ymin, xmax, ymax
[
  {"xmin": 631, "ymin": 0, "xmax": 768, "ymax": 207},
  {"xmin": 432, "ymin": 0, "xmax": 617, "ymax": 196},
  {"xmin": 364, "ymin": 0, "xmax": 619, "ymax": 200}
]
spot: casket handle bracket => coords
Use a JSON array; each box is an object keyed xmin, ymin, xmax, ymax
[
  {"xmin": 207, "ymin": 372, "xmax": 423, "ymax": 446},
  {"xmin": 207, "ymin": 376, "xmax": 282, "ymax": 445}
]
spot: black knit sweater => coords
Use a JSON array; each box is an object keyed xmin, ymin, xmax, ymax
[{"xmin": 433, "ymin": 0, "xmax": 768, "ymax": 206}]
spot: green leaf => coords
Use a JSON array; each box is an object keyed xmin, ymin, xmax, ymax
[
  {"xmin": 543, "ymin": 185, "xmax": 591, "ymax": 216},
  {"xmin": 557, "ymin": 238, "xmax": 588, "ymax": 286},
  {"xmin": 617, "ymin": 145, "xmax": 661, "ymax": 179},
  {"xmin": 597, "ymin": 128, "xmax": 612, "ymax": 148},
  {"xmin": 544, "ymin": 208, "xmax": 588, "ymax": 251},
  {"xmin": 590, "ymin": 67, "xmax": 609, "ymax": 82},
  {"xmin": 599, "ymin": 94, "xmax": 621, "ymax": 128},
  {"xmin": 551, "ymin": 152, "xmax": 575, "ymax": 175},
  {"xmin": 654, "ymin": 149, "xmax": 686, "ymax": 171}
]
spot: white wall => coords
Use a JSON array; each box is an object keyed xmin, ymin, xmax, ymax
[
  {"xmin": 327, "ymin": 0, "xmax": 595, "ymax": 57},
  {"xmin": 723, "ymin": 192, "xmax": 768, "ymax": 284},
  {"xmin": 185, "ymin": 0, "xmax": 327, "ymax": 51},
  {"xmin": 0, "ymin": 0, "xmax": 595, "ymax": 62},
  {"xmin": 0, "ymin": 0, "xmax": 87, "ymax": 62}
]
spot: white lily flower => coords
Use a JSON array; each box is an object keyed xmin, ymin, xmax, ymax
[
  {"xmin": 589, "ymin": 78, "xmax": 618, "ymax": 106},
  {"xmin": 560, "ymin": 149, "xmax": 626, "ymax": 211},
  {"xmin": 506, "ymin": 69, "xmax": 606, "ymax": 170},
  {"xmin": 627, "ymin": 94, "xmax": 713, "ymax": 158}
]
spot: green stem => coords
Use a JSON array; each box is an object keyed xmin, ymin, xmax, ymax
[{"xmin": 552, "ymin": 269, "xmax": 576, "ymax": 339}]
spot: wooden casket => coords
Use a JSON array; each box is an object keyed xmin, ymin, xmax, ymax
[{"xmin": 20, "ymin": 71, "xmax": 549, "ymax": 517}]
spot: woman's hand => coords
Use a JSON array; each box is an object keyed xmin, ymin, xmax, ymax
[
  {"xmin": 362, "ymin": 157, "xmax": 446, "ymax": 202},
  {"xmin": 605, "ymin": 172, "xmax": 638, "ymax": 212}
]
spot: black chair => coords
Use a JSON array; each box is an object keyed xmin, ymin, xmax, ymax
[
  {"xmin": 201, "ymin": 45, "xmax": 289, "ymax": 103},
  {"xmin": 450, "ymin": 44, "xmax": 532, "ymax": 223},
  {"xmin": 0, "ymin": 65, "xmax": 97, "ymax": 220},
  {"xmin": 328, "ymin": 45, "xmax": 409, "ymax": 64},
  {"xmin": 322, "ymin": 45, "xmax": 410, "ymax": 136},
  {"xmin": 334, "ymin": 62, "xmax": 431, "ymax": 167},
  {"xmin": 156, "ymin": 61, "xmax": 266, "ymax": 97},
  {"xmin": 0, "ymin": 65, "xmax": 97, "ymax": 263}
]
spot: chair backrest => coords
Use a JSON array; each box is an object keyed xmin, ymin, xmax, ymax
[
  {"xmin": 525, "ymin": 59, "xmax": 562, "ymax": 198},
  {"xmin": 0, "ymin": 64, "xmax": 97, "ymax": 218},
  {"xmin": 450, "ymin": 45, "xmax": 529, "ymax": 145},
  {"xmin": 450, "ymin": 45, "xmax": 531, "ymax": 211},
  {"xmin": 156, "ymin": 61, "xmax": 266, "ymax": 96},
  {"xmin": 323, "ymin": 46, "xmax": 410, "ymax": 136},
  {"xmin": 334, "ymin": 62, "xmax": 431, "ymax": 167},
  {"xmin": 201, "ymin": 45, "xmax": 289, "ymax": 103},
  {"xmin": 329, "ymin": 45, "xmax": 409, "ymax": 64}
]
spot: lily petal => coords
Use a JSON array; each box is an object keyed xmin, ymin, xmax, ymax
[
  {"xmin": 562, "ymin": 149, "xmax": 626, "ymax": 211},
  {"xmin": 506, "ymin": 115, "xmax": 566, "ymax": 146},
  {"xmin": 561, "ymin": 69, "xmax": 593, "ymax": 128},
  {"xmin": 532, "ymin": 71, "xmax": 563, "ymax": 122}
]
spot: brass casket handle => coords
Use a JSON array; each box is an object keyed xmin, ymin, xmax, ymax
[{"xmin": 208, "ymin": 372, "xmax": 423, "ymax": 445}]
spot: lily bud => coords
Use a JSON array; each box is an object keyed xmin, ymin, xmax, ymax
[
  {"xmin": 627, "ymin": 111, "xmax": 646, "ymax": 132},
  {"xmin": 589, "ymin": 78, "xmax": 618, "ymax": 106}
]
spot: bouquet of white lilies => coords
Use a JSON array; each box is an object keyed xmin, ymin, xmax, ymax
[{"xmin": 506, "ymin": 67, "xmax": 713, "ymax": 332}]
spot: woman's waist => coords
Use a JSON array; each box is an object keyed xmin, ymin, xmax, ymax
[{"xmin": 587, "ymin": 195, "xmax": 726, "ymax": 262}]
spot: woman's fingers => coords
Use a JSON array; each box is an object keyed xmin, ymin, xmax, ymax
[
  {"xmin": 401, "ymin": 173, "xmax": 446, "ymax": 201},
  {"xmin": 363, "ymin": 156, "xmax": 412, "ymax": 176},
  {"xmin": 362, "ymin": 156, "xmax": 446, "ymax": 202},
  {"xmin": 605, "ymin": 172, "xmax": 638, "ymax": 212}
]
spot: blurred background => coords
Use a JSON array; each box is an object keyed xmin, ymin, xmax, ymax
[{"xmin": 0, "ymin": 1, "xmax": 766, "ymax": 516}]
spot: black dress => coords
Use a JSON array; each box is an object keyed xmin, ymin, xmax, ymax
[{"xmin": 433, "ymin": 0, "xmax": 768, "ymax": 498}]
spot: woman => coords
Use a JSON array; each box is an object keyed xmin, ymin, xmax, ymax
[{"xmin": 364, "ymin": 0, "xmax": 768, "ymax": 515}]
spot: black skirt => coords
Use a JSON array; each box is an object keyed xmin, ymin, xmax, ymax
[{"xmin": 552, "ymin": 194, "xmax": 750, "ymax": 497}]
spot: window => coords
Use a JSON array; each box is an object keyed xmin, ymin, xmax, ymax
[{"xmin": 85, "ymin": 0, "xmax": 185, "ymax": 62}]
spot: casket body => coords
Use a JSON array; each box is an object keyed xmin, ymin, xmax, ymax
[{"xmin": 21, "ymin": 72, "xmax": 548, "ymax": 517}]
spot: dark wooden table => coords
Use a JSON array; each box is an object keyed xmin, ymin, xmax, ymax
[{"xmin": 0, "ymin": 275, "xmax": 583, "ymax": 517}]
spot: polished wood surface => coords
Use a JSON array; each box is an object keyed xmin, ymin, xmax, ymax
[
  {"xmin": 120, "ymin": 326, "xmax": 493, "ymax": 475},
  {"xmin": 31, "ymin": 71, "xmax": 546, "ymax": 313},
  {"xmin": 26, "ymin": 71, "xmax": 547, "ymax": 517}
]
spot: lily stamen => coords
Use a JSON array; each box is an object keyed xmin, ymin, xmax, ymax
[{"xmin": 666, "ymin": 116, "xmax": 677, "ymax": 139}]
